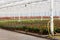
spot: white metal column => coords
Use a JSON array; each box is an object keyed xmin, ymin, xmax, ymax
[
  {"xmin": 50, "ymin": 0, "xmax": 54, "ymax": 35},
  {"xmin": 18, "ymin": 13, "xmax": 21, "ymax": 21}
]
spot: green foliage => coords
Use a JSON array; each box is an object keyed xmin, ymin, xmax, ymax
[
  {"xmin": 0, "ymin": 20, "xmax": 60, "ymax": 35},
  {"xmin": 54, "ymin": 27, "xmax": 60, "ymax": 33}
]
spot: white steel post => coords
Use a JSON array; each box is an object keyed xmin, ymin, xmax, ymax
[
  {"xmin": 14, "ymin": 13, "xmax": 15, "ymax": 20},
  {"xmin": 41, "ymin": 13, "xmax": 43, "ymax": 21},
  {"xmin": 50, "ymin": 0, "xmax": 54, "ymax": 35},
  {"xmin": 18, "ymin": 13, "xmax": 20, "ymax": 22}
]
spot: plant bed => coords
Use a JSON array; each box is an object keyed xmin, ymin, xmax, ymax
[
  {"xmin": 0, "ymin": 20, "xmax": 60, "ymax": 35},
  {"xmin": 0, "ymin": 25, "xmax": 49, "ymax": 35}
]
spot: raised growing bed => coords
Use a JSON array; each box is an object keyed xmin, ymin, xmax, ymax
[{"xmin": 0, "ymin": 20, "xmax": 60, "ymax": 35}]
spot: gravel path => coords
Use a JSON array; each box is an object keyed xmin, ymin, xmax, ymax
[{"xmin": 0, "ymin": 29, "xmax": 48, "ymax": 40}]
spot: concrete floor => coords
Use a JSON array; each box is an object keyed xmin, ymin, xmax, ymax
[{"xmin": 0, "ymin": 29, "xmax": 48, "ymax": 40}]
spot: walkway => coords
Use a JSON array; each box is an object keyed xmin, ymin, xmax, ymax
[{"xmin": 0, "ymin": 29, "xmax": 48, "ymax": 40}]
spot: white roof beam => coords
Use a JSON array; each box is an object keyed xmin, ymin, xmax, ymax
[{"xmin": 0, "ymin": 0, "xmax": 48, "ymax": 9}]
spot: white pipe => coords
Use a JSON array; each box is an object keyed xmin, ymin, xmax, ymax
[{"xmin": 50, "ymin": 0, "xmax": 54, "ymax": 35}]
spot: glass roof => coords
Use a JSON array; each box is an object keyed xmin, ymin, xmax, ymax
[
  {"xmin": 0, "ymin": 0, "xmax": 59, "ymax": 5},
  {"xmin": 0, "ymin": 0, "xmax": 42, "ymax": 5},
  {"xmin": 0, "ymin": 0, "xmax": 43, "ymax": 7},
  {"xmin": 0, "ymin": 0, "xmax": 23, "ymax": 5},
  {"xmin": 0, "ymin": 0, "xmax": 59, "ymax": 8}
]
